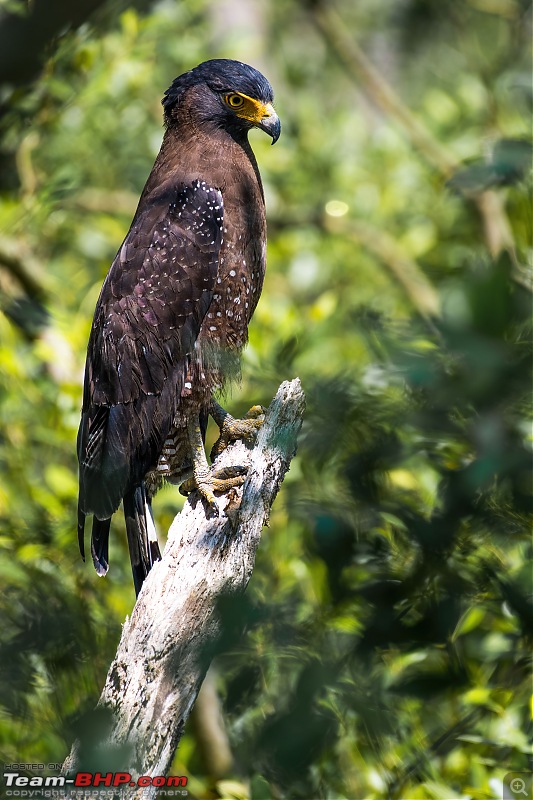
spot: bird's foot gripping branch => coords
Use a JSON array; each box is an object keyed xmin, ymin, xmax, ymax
[
  {"xmin": 179, "ymin": 402, "xmax": 267, "ymax": 512},
  {"xmin": 64, "ymin": 379, "xmax": 305, "ymax": 800},
  {"xmin": 210, "ymin": 402, "xmax": 267, "ymax": 459}
]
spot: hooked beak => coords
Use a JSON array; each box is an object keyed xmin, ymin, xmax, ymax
[{"xmin": 257, "ymin": 103, "xmax": 281, "ymax": 144}]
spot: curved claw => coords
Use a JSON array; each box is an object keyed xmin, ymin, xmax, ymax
[
  {"xmin": 211, "ymin": 405, "xmax": 266, "ymax": 460},
  {"xmin": 196, "ymin": 478, "xmax": 219, "ymax": 516},
  {"xmin": 179, "ymin": 466, "xmax": 248, "ymax": 513}
]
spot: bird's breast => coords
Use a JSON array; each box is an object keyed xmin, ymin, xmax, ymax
[{"xmin": 200, "ymin": 175, "xmax": 266, "ymax": 351}]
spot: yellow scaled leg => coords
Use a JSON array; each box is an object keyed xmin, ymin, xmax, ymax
[{"xmin": 180, "ymin": 416, "xmax": 247, "ymax": 514}]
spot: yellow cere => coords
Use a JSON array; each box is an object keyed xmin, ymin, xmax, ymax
[{"xmin": 224, "ymin": 92, "xmax": 275, "ymax": 125}]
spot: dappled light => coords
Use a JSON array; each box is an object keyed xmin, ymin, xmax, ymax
[{"xmin": 0, "ymin": 0, "xmax": 531, "ymax": 797}]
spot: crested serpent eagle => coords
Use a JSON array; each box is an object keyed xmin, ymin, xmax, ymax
[{"xmin": 77, "ymin": 59, "xmax": 280, "ymax": 595}]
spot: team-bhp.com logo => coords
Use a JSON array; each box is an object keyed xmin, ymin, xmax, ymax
[{"xmin": 4, "ymin": 771, "xmax": 188, "ymax": 791}]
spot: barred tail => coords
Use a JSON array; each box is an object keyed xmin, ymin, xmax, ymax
[{"xmin": 123, "ymin": 483, "xmax": 162, "ymax": 596}]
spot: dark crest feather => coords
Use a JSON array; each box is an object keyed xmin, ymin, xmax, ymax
[{"xmin": 162, "ymin": 59, "xmax": 274, "ymax": 115}]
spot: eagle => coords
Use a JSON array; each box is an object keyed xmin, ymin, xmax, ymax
[{"xmin": 77, "ymin": 59, "xmax": 280, "ymax": 595}]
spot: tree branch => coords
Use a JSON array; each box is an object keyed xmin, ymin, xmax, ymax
[{"xmin": 63, "ymin": 379, "xmax": 305, "ymax": 797}]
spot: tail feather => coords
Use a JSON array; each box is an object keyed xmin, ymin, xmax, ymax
[
  {"xmin": 91, "ymin": 516, "xmax": 111, "ymax": 576},
  {"xmin": 146, "ymin": 500, "xmax": 162, "ymax": 567},
  {"xmin": 123, "ymin": 483, "xmax": 161, "ymax": 596}
]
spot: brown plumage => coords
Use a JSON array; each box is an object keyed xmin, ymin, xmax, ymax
[{"xmin": 77, "ymin": 59, "xmax": 280, "ymax": 594}]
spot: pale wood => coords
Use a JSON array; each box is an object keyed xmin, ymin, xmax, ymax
[{"xmin": 63, "ymin": 379, "xmax": 305, "ymax": 798}]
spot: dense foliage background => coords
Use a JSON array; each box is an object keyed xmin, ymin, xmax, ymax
[{"xmin": 0, "ymin": 0, "xmax": 531, "ymax": 798}]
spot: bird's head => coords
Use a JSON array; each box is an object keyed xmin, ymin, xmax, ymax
[{"xmin": 162, "ymin": 59, "xmax": 281, "ymax": 144}]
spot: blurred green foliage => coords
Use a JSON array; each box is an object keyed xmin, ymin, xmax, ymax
[{"xmin": 0, "ymin": 0, "xmax": 531, "ymax": 798}]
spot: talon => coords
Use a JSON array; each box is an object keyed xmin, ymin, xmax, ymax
[
  {"xmin": 179, "ymin": 466, "xmax": 248, "ymax": 507},
  {"xmin": 245, "ymin": 405, "xmax": 267, "ymax": 419},
  {"xmin": 180, "ymin": 474, "xmax": 220, "ymax": 515},
  {"xmin": 211, "ymin": 407, "xmax": 266, "ymax": 460},
  {"xmin": 210, "ymin": 465, "xmax": 248, "ymax": 493},
  {"xmin": 184, "ymin": 415, "xmax": 248, "ymax": 516},
  {"xmin": 196, "ymin": 479, "xmax": 219, "ymax": 516},
  {"xmin": 214, "ymin": 465, "xmax": 247, "ymax": 481}
]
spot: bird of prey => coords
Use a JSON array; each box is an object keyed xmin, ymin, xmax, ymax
[{"xmin": 77, "ymin": 59, "xmax": 280, "ymax": 595}]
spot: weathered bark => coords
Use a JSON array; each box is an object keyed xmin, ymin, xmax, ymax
[{"xmin": 63, "ymin": 378, "xmax": 305, "ymax": 798}]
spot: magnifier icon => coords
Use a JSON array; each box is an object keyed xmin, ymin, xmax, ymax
[{"xmin": 511, "ymin": 778, "xmax": 528, "ymax": 796}]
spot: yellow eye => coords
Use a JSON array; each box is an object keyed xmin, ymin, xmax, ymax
[{"xmin": 225, "ymin": 93, "xmax": 245, "ymax": 109}]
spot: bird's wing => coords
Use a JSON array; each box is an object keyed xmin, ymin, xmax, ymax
[
  {"xmin": 78, "ymin": 179, "xmax": 223, "ymax": 518},
  {"xmin": 87, "ymin": 179, "xmax": 223, "ymax": 405}
]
